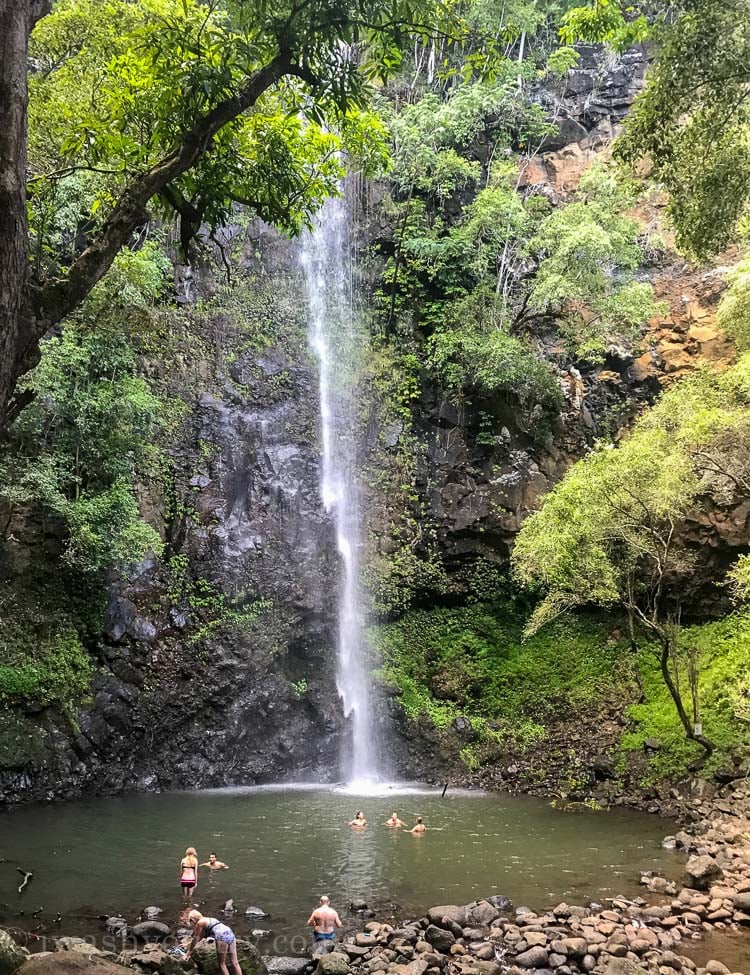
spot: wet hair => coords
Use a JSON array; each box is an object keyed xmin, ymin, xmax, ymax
[
  {"xmin": 416, "ymin": 817, "xmax": 423, "ymax": 823},
  {"xmin": 188, "ymin": 910, "xmax": 203, "ymax": 924},
  {"xmin": 209, "ymin": 853, "xmax": 216, "ymax": 858},
  {"xmin": 320, "ymin": 895, "xmax": 330, "ymax": 905},
  {"xmin": 185, "ymin": 847, "xmax": 197, "ymax": 857}
]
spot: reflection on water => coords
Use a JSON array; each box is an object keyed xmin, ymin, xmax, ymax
[{"xmin": 0, "ymin": 786, "xmax": 681, "ymax": 946}]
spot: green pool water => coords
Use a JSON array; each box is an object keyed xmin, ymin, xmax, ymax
[{"xmin": 0, "ymin": 783, "xmax": 682, "ymax": 954}]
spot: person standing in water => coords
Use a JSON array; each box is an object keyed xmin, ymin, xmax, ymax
[
  {"xmin": 407, "ymin": 816, "xmax": 426, "ymax": 834},
  {"xmin": 187, "ymin": 909, "xmax": 242, "ymax": 975},
  {"xmin": 348, "ymin": 811, "xmax": 367, "ymax": 827},
  {"xmin": 307, "ymin": 895, "xmax": 343, "ymax": 942},
  {"xmin": 180, "ymin": 847, "xmax": 199, "ymax": 898},
  {"xmin": 384, "ymin": 813, "xmax": 405, "ymax": 828},
  {"xmin": 200, "ymin": 853, "xmax": 229, "ymax": 870}
]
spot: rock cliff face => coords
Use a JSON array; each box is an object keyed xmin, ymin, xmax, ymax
[
  {"xmin": 0, "ymin": 246, "xmax": 349, "ymax": 803},
  {"xmin": 0, "ymin": 45, "xmax": 743, "ymax": 803}
]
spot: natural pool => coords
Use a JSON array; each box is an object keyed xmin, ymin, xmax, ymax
[{"xmin": 0, "ymin": 784, "xmax": 682, "ymax": 952}]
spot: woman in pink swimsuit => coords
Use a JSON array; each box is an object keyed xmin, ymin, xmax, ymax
[{"xmin": 180, "ymin": 847, "xmax": 199, "ymax": 898}]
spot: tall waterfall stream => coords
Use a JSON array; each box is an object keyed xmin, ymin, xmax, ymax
[{"xmin": 300, "ymin": 192, "xmax": 379, "ymax": 785}]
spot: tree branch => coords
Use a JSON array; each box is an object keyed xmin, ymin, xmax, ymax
[{"xmin": 30, "ymin": 52, "xmax": 312, "ymax": 333}]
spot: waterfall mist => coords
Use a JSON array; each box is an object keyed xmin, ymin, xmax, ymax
[{"xmin": 300, "ymin": 191, "xmax": 380, "ymax": 785}]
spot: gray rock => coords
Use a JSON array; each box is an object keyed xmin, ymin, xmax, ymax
[
  {"xmin": 314, "ymin": 953, "xmax": 350, "ymax": 975},
  {"xmin": 466, "ymin": 902, "xmax": 499, "ymax": 928},
  {"xmin": 424, "ymin": 927, "xmax": 455, "ymax": 954},
  {"xmin": 246, "ymin": 907, "xmax": 269, "ymax": 918},
  {"xmin": 733, "ymin": 892, "xmax": 750, "ymax": 913},
  {"xmin": 683, "ymin": 855, "xmax": 722, "ymax": 890},
  {"xmin": 264, "ymin": 958, "xmax": 310, "ymax": 975},
  {"xmin": 485, "ymin": 896, "xmax": 512, "ymax": 913},
  {"xmin": 514, "ymin": 947, "xmax": 548, "ymax": 968},
  {"xmin": 604, "ymin": 961, "xmax": 647, "ymax": 975},
  {"xmin": 426, "ymin": 907, "xmax": 466, "ymax": 928},
  {"xmin": 142, "ymin": 908, "xmax": 163, "ymax": 920},
  {"xmin": 105, "ymin": 918, "xmax": 128, "ymax": 936}
]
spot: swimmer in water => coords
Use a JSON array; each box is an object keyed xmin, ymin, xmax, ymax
[
  {"xmin": 201, "ymin": 853, "xmax": 229, "ymax": 870},
  {"xmin": 187, "ymin": 909, "xmax": 241, "ymax": 975},
  {"xmin": 307, "ymin": 895, "xmax": 343, "ymax": 943},
  {"xmin": 406, "ymin": 816, "xmax": 426, "ymax": 834},
  {"xmin": 384, "ymin": 812, "xmax": 405, "ymax": 828},
  {"xmin": 348, "ymin": 811, "xmax": 367, "ymax": 827},
  {"xmin": 180, "ymin": 847, "xmax": 199, "ymax": 898}
]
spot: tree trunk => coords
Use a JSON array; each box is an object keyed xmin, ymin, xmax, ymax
[
  {"xmin": 0, "ymin": 0, "xmax": 37, "ymax": 426},
  {"xmin": 658, "ymin": 636, "xmax": 715, "ymax": 765}
]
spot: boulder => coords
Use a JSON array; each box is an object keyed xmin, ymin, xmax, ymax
[
  {"xmin": 245, "ymin": 909, "xmax": 269, "ymax": 919},
  {"xmin": 514, "ymin": 947, "xmax": 548, "ymax": 969},
  {"xmin": 683, "ymin": 856, "xmax": 722, "ymax": 891},
  {"xmin": 426, "ymin": 907, "xmax": 466, "ymax": 928},
  {"xmin": 142, "ymin": 909, "xmax": 163, "ymax": 921},
  {"xmin": 604, "ymin": 961, "xmax": 648, "ymax": 975},
  {"xmin": 424, "ymin": 927, "xmax": 455, "ymax": 954},
  {"xmin": 485, "ymin": 897, "xmax": 512, "ymax": 914},
  {"xmin": 130, "ymin": 923, "xmax": 171, "ymax": 943},
  {"xmin": 310, "ymin": 944, "xmax": 334, "ymax": 961},
  {"xmin": 0, "ymin": 931, "xmax": 27, "ymax": 975},
  {"xmin": 105, "ymin": 919, "xmax": 128, "ymax": 937},
  {"xmin": 466, "ymin": 903, "xmax": 499, "ymax": 928},
  {"xmin": 733, "ymin": 892, "xmax": 750, "ymax": 913},
  {"xmin": 705, "ymin": 962, "xmax": 730, "ymax": 975},
  {"xmin": 264, "ymin": 959, "xmax": 310, "ymax": 975},
  {"xmin": 19, "ymin": 957, "xmax": 131, "ymax": 975},
  {"xmin": 192, "ymin": 939, "xmax": 266, "ymax": 975},
  {"xmin": 560, "ymin": 939, "xmax": 587, "ymax": 960},
  {"xmin": 314, "ymin": 953, "xmax": 350, "ymax": 975}
]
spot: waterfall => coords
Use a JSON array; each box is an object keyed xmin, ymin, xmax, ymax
[{"xmin": 300, "ymin": 191, "xmax": 379, "ymax": 785}]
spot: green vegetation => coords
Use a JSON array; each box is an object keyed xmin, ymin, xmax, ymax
[
  {"xmin": 0, "ymin": 622, "xmax": 93, "ymax": 710},
  {"xmin": 564, "ymin": 0, "xmax": 750, "ymax": 258},
  {"xmin": 375, "ymin": 599, "xmax": 749, "ymax": 781},
  {"xmin": 621, "ymin": 611, "xmax": 750, "ymax": 780},
  {"xmin": 373, "ymin": 601, "xmax": 630, "ymax": 750},
  {"xmin": 513, "ymin": 354, "xmax": 750, "ymax": 762},
  {"xmin": 718, "ymin": 257, "xmax": 750, "ymax": 353}
]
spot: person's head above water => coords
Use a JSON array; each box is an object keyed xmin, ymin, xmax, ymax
[
  {"xmin": 188, "ymin": 910, "xmax": 203, "ymax": 925},
  {"xmin": 209, "ymin": 853, "xmax": 217, "ymax": 860},
  {"xmin": 185, "ymin": 847, "xmax": 197, "ymax": 857},
  {"xmin": 355, "ymin": 811, "xmax": 364, "ymax": 818},
  {"xmin": 320, "ymin": 895, "xmax": 331, "ymax": 906},
  {"xmin": 416, "ymin": 817, "xmax": 423, "ymax": 823},
  {"xmin": 390, "ymin": 812, "xmax": 399, "ymax": 819}
]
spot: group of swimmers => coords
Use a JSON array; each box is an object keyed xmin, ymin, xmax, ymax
[
  {"xmin": 348, "ymin": 810, "xmax": 426, "ymax": 834},
  {"xmin": 179, "ymin": 849, "xmax": 229, "ymax": 897},
  {"xmin": 176, "ymin": 812, "xmax": 426, "ymax": 975}
]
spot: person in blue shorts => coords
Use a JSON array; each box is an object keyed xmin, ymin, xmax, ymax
[
  {"xmin": 187, "ymin": 909, "xmax": 242, "ymax": 975},
  {"xmin": 307, "ymin": 895, "xmax": 343, "ymax": 942}
]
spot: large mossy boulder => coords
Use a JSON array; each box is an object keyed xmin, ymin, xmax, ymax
[
  {"xmin": 313, "ymin": 953, "xmax": 349, "ymax": 975},
  {"xmin": 18, "ymin": 955, "xmax": 132, "ymax": 975},
  {"xmin": 192, "ymin": 939, "xmax": 266, "ymax": 975},
  {"xmin": 0, "ymin": 930, "xmax": 27, "ymax": 975}
]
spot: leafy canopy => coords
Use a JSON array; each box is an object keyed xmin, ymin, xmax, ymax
[{"xmin": 513, "ymin": 353, "xmax": 750, "ymax": 633}]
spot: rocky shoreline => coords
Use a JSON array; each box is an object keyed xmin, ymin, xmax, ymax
[{"xmin": 1, "ymin": 779, "xmax": 748, "ymax": 975}]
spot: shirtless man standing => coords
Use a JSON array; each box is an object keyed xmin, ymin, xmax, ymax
[
  {"xmin": 407, "ymin": 816, "xmax": 426, "ymax": 834},
  {"xmin": 307, "ymin": 895, "xmax": 343, "ymax": 943},
  {"xmin": 201, "ymin": 853, "xmax": 229, "ymax": 870}
]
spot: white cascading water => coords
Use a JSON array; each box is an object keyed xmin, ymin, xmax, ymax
[{"xmin": 300, "ymin": 191, "xmax": 379, "ymax": 786}]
